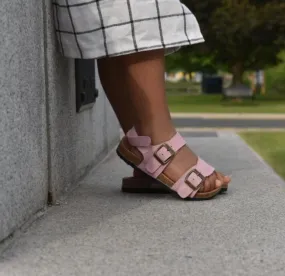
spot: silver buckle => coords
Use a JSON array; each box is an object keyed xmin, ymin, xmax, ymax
[
  {"xmin": 185, "ymin": 169, "xmax": 205, "ymax": 190},
  {"xmin": 153, "ymin": 143, "xmax": 175, "ymax": 165}
]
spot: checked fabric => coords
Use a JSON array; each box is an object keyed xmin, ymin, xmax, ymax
[{"xmin": 53, "ymin": 0, "xmax": 204, "ymax": 59}]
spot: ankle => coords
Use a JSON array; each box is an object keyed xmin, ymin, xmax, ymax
[{"xmin": 135, "ymin": 123, "xmax": 176, "ymax": 145}]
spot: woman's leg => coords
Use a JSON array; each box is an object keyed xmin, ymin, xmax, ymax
[
  {"xmin": 97, "ymin": 57, "xmax": 134, "ymax": 134},
  {"xmin": 117, "ymin": 49, "xmax": 230, "ymax": 189},
  {"xmin": 98, "ymin": 51, "xmax": 173, "ymax": 140},
  {"xmin": 98, "ymin": 50, "xmax": 230, "ymax": 189},
  {"xmin": 98, "ymin": 57, "xmax": 144, "ymax": 178}
]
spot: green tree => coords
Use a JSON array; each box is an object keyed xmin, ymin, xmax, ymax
[
  {"xmin": 183, "ymin": 0, "xmax": 285, "ymax": 88},
  {"xmin": 266, "ymin": 52, "xmax": 285, "ymax": 94},
  {"xmin": 166, "ymin": 49, "xmax": 217, "ymax": 76}
]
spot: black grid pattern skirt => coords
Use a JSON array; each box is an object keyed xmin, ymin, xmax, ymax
[{"xmin": 53, "ymin": 0, "xmax": 204, "ymax": 59}]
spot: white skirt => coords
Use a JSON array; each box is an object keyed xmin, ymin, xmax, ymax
[{"xmin": 53, "ymin": 0, "xmax": 204, "ymax": 59}]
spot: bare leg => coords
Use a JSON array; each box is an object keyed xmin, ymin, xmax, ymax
[
  {"xmin": 97, "ymin": 57, "xmax": 134, "ymax": 134},
  {"xmin": 99, "ymin": 50, "xmax": 230, "ymax": 189},
  {"xmin": 116, "ymin": 50, "xmax": 230, "ymax": 190},
  {"xmin": 98, "ymin": 52, "xmax": 173, "ymax": 140},
  {"xmin": 98, "ymin": 57, "xmax": 143, "ymax": 177}
]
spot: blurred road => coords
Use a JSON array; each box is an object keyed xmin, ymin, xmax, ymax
[{"xmin": 173, "ymin": 117, "xmax": 285, "ymax": 129}]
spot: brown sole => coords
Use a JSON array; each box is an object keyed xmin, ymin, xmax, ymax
[
  {"xmin": 116, "ymin": 141, "xmax": 224, "ymax": 200},
  {"xmin": 122, "ymin": 176, "xmax": 228, "ymax": 194},
  {"xmin": 122, "ymin": 176, "xmax": 171, "ymax": 194}
]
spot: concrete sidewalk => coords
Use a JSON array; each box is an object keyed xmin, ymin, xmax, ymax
[{"xmin": 1, "ymin": 133, "xmax": 285, "ymax": 276}]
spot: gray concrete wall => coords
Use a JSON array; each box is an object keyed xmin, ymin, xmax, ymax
[
  {"xmin": 0, "ymin": 1, "xmax": 48, "ymax": 242},
  {"xmin": 44, "ymin": 0, "xmax": 119, "ymax": 200},
  {"xmin": 0, "ymin": 1, "xmax": 119, "ymax": 243}
]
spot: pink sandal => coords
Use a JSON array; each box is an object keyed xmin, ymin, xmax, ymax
[{"xmin": 117, "ymin": 127, "xmax": 227, "ymax": 199}]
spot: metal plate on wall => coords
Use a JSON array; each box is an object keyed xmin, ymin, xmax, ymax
[{"xmin": 75, "ymin": 59, "xmax": 99, "ymax": 112}]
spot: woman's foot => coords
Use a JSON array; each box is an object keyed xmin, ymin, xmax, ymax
[
  {"xmin": 118, "ymin": 128, "xmax": 231, "ymax": 199},
  {"xmin": 162, "ymin": 145, "xmax": 230, "ymax": 193}
]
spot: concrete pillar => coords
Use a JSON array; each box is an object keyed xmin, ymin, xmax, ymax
[{"xmin": 0, "ymin": 0, "xmax": 119, "ymax": 243}]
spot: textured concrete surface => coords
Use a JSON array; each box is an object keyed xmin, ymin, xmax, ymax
[
  {"xmin": 1, "ymin": 133, "xmax": 285, "ymax": 276},
  {"xmin": 43, "ymin": 0, "xmax": 119, "ymax": 200},
  {"xmin": 0, "ymin": 0, "xmax": 119, "ymax": 243},
  {"xmin": 0, "ymin": 1, "xmax": 48, "ymax": 242}
]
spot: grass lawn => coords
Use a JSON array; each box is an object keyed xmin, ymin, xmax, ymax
[
  {"xmin": 240, "ymin": 132, "xmax": 285, "ymax": 180},
  {"xmin": 166, "ymin": 81, "xmax": 285, "ymax": 113},
  {"xmin": 167, "ymin": 93, "xmax": 285, "ymax": 113}
]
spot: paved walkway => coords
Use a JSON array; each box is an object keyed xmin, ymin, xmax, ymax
[{"xmin": 1, "ymin": 133, "xmax": 285, "ymax": 276}]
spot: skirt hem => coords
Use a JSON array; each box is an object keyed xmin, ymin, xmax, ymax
[{"xmin": 61, "ymin": 37, "xmax": 205, "ymax": 59}]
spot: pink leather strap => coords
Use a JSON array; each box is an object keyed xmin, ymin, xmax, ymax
[
  {"xmin": 127, "ymin": 127, "xmax": 151, "ymax": 147},
  {"xmin": 171, "ymin": 158, "xmax": 215, "ymax": 198},
  {"xmin": 126, "ymin": 127, "xmax": 186, "ymax": 178}
]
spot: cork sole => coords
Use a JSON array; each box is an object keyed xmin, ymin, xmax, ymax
[{"xmin": 117, "ymin": 138, "xmax": 224, "ymax": 200}]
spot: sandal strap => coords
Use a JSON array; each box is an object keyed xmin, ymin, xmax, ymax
[
  {"xmin": 126, "ymin": 127, "xmax": 186, "ymax": 178},
  {"xmin": 127, "ymin": 127, "xmax": 151, "ymax": 147},
  {"xmin": 171, "ymin": 158, "xmax": 215, "ymax": 198}
]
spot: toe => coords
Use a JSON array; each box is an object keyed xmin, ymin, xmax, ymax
[
  {"xmin": 224, "ymin": 175, "xmax": 231, "ymax": 184},
  {"xmin": 215, "ymin": 179, "xmax": 222, "ymax": 189},
  {"xmin": 209, "ymin": 174, "xmax": 217, "ymax": 191},
  {"xmin": 203, "ymin": 178, "xmax": 211, "ymax": 192},
  {"xmin": 210, "ymin": 173, "xmax": 222, "ymax": 190},
  {"xmin": 216, "ymin": 172, "xmax": 231, "ymax": 185}
]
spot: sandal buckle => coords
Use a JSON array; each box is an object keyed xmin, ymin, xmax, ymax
[
  {"xmin": 154, "ymin": 143, "xmax": 175, "ymax": 165},
  {"xmin": 185, "ymin": 169, "xmax": 205, "ymax": 190}
]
